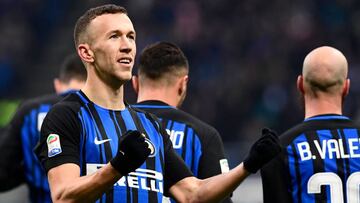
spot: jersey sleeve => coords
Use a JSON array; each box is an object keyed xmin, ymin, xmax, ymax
[
  {"xmin": 35, "ymin": 102, "xmax": 81, "ymax": 173},
  {"xmin": 161, "ymin": 127, "xmax": 193, "ymax": 195},
  {"xmin": 0, "ymin": 101, "xmax": 35, "ymax": 191},
  {"xmin": 260, "ymin": 151, "xmax": 292, "ymax": 203},
  {"xmin": 198, "ymin": 130, "xmax": 233, "ymax": 203},
  {"xmin": 198, "ymin": 129, "xmax": 228, "ymax": 178}
]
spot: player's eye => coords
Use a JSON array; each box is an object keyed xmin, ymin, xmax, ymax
[
  {"xmin": 128, "ymin": 34, "xmax": 135, "ymax": 41},
  {"xmin": 109, "ymin": 34, "xmax": 119, "ymax": 39}
]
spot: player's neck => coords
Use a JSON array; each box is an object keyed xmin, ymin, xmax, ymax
[
  {"xmin": 137, "ymin": 88, "xmax": 178, "ymax": 107},
  {"xmin": 82, "ymin": 76, "xmax": 126, "ymax": 110},
  {"xmin": 304, "ymin": 97, "xmax": 342, "ymax": 119}
]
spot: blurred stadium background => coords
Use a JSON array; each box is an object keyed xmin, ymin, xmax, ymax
[{"xmin": 1, "ymin": 0, "xmax": 360, "ymax": 202}]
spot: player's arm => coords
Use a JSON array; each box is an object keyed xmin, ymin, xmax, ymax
[
  {"xmin": 170, "ymin": 163, "xmax": 249, "ymax": 203},
  {"xmin": 168, "ymin": 128, "xmax": 281, "ymax": 202},
  {"xmin": 47, "ymin": 163, "xmax": 120, "ymax": 202},
  {"xmin": 198, "ymin": 130, "xmax": 233, "ymax": 203}
]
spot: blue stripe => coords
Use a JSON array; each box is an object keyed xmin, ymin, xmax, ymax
[
  {"xmin": 304, "ymin": 115, "xmax": 349, "ymax": 122},
  {"xmin": 191, "ymin": 133, "xmax": 202, "ymax": 176},
  {"xmin": 132, "ymin": 104, "xmax": 174, "ymax": 109}
]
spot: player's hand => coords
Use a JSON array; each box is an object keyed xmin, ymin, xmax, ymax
[
  {"xmin": 110, "ymin": 130, "xmax": 151, "ymax": 175},
  {"xmin": 243, "ymin": 128, "xmax": 281, "ymax": 173}
]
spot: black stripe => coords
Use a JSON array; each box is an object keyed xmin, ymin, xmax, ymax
[
  {"xmin": 305, "ymin": 132, "xmax": 325, "ymax": 203},
  {"xmin": 78, "ymin": 111, "xmax": 88, "ymax": 176},
  {"xmin": 181, "ymin": 126, "xmax": 188, "ymax": 160},
  {"xmin": 114, "ymin": 111, "xmax": 127, "ymax": 134},
  {"xmin": 291, "ymin": 143, "xmax": 302, "ymax": 203},
  {"xmin": 330, "ymin": 129, "xmax": 346, "ymax": 202}
]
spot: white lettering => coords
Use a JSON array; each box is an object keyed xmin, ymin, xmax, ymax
[
  {"xmin": 349, "ymin": 138, "xmax": 360, "ymax": 158},
  {"xmin": 314, "ymin": 140, "xmax": 327, "ymax": 159},
  {"xmin": 166, "ymin": 129, "xmax": 184, "ymax": 149},
  {"xmin": 339, "ymin": 139, "xmax": 350, "ymax": 159},
  {"xmin": 128, "ymin": 175, "xmax": 139, "ymax": 188},
  {"xmin": 327, "ymin": 139, "xmax": 340, "ymax": 159},
  {"xmin": 298, "ymin": 142, "xmax": 312, "ymax": 161},
  {"xmin": 86, "ymin": 164, "xmax": 164, "ymax": 193}
]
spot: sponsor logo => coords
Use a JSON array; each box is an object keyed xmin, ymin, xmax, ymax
[
  {"xmin": 86, "ymin": 164, "xmax": 163, "ymax": 193},
  {"xmin": 47, "ymin": 134, "xmax": 62, "ymax": 157},
  {"xmin": 94, "ymin": 137, "xmax": 111, "ymax": 145},
  {"xmin": 144, "ymin": 138, "xmax": 156, "ymax": 157}
]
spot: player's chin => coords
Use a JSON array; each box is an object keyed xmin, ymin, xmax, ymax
[{"xmin": 116, "ymin": 71, "xmax": 132, "ymax": 82}]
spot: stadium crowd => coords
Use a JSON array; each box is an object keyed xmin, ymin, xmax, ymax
[{"xmin": 1, "ymin": 0, "xmax": 360, "ymax": 159}]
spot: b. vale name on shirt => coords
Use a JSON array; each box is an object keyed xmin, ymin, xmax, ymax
[{"xmin": 297, "ymin": 138, "xmax": 360, "ymax": 161}]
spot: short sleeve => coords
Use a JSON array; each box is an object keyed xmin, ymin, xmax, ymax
[
  {"xmin": 198, "ymin": 129, "xmax": 228, "ymax": 179},
  {"xmin": 35, "ymin": 102, "xmax": 81, "ymax": 173}
]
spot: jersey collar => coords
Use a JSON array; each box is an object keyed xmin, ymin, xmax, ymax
[
  {"xmin": 133, "ymin": 100, "xmax": 175, "ymax": 109},
  {"xmin": 304, "ymin": 114, "xmax": 349, "ymax": 122}
]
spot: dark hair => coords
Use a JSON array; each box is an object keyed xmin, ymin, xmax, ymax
[
  {"xmin": 58, "ymin": 53, "xmax": 87, "ymax": 83},
  {"xmin": 74, "ymin": 4, "xmax": 127, "ymax": 47},
  {"xmin": 138, "ymin": 42, "xmax": 189, "ymax": 80}
]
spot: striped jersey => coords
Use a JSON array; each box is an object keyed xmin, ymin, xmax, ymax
[
  {"xmin": 261, "ymin": 114, "xmax": 360, "ymax": 203},
  {"xmin": 133, "ymin": 100, "xmax": 232, "ymax": 203},
  {"xmin": 0, "ymin": 91, "xmax": 74, "ymax": 203},
  {"xmin": 35, "ymin": 91, "xmax": 192, "ymax": 203}
]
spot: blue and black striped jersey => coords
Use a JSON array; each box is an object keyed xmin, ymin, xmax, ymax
[
  {"xmin": 35, "ymin": 91, "xmax": 192, "ymax": 203},
  {"xmin": 0, "ymin": 91, "xmax": 74, "ymax": 203},
  {"xmin": 261, "ymin": 114, "xmax": 360, "ymax": 203},
  {"xmin": 133, "ymin": 100, "xmax": 232, "ymax": 203}
]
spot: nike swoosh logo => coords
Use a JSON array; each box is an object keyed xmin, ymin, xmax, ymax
[{"xmin": 94, "ymin": 137, "xmax": 111, "ymax": 145}]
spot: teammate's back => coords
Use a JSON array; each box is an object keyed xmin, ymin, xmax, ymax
[
  {"xmin": 132, "ymin": 41, "xmax": 232, "ymax": 202},
  {"xmin": 261, "ymin": 46, "xmax": 359, "ymax": 203},
  {"xmin": 0, "ymin": 53, "xmax": 86, "ymax": 203}
]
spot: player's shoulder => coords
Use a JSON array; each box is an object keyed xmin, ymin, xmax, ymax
[
  {"xmin": 48, "ymin": 92, "xmax": 83, "ymax": 114},
  {"xmin": 280, "ymin": 115, "xmax": 360, "ymax": 145},
  {"xmin": 158, "ymin": 107, "xmax": 221, "ymax": 140},
  {"xmin": 15, "ymin": 93, "xmax": 60, "ymax": 114}
]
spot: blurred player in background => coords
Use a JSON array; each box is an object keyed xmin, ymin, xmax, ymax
[
  {"xmin": 0, "ymin": 53, "xmax": 86, "ymax": 203},
  {"xmin": 261, "ymin": 46, "xmax": 360, "ymax": 202},
  {"xmin": 132, "ymin": 41, "xmax": 232, "ymax": 202},
  {"xmin": 35, "ymin": 4, "xmax": 281, "ymax": 203}
]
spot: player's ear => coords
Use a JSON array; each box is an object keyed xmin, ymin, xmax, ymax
[
  {"xmin": 78, "ymin": 43, "xmax": 94, "ymax": 63},
  {"xmin": 178, "ymin": 75, "xmax": 188, "ymax": 96},
  {"xmin": 342, "ymin": 78, "xmax": 350, "ymax": 97},
  {"xmin": 132, "ymin": 75, "xmax": 139, "ymax": 94},
  {"xmin": 53, "ymin": 78, "xmax": 63, "ymax": 94},
  {"xmin": 297, "ymin": 75, "xmax": 305, "ymax": 94}
]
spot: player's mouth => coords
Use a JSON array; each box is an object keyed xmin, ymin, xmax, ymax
[{"xmin": 117, "ymin": 57, "xmax": 132, "ymax": 65}]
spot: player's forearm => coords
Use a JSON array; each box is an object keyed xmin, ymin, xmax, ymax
[
  {"xmin": 50, "ymin": 163, "xmax": 121, "ymax": 203},
  {"xmin": 192, "ymin": 163, "xmax": 250, "ymax": 203}
]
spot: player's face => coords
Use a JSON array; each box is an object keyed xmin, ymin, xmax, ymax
[{"xmin": 87, "ymin": 13, "xmax": 136, "ymax": 84}]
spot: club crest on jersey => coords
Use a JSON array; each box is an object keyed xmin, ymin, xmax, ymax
[
  {"xmin": 144, "ymin": 138, "xmax": 156, "ymax": 157},
  {"xmin": 47, "ymin": 134, "xmax": 62, "ymax": 157}
]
